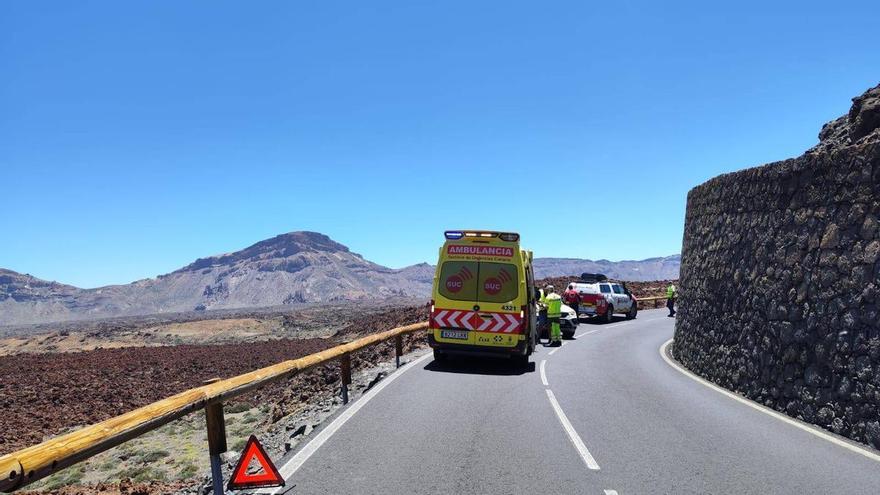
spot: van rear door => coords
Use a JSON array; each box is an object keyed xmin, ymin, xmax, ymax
[
  {"xmin": 438, "ymin": 261, "xmax": 478, "ymax": 303},
  {"xmin": 472, "ymin": 262, "xmax": 521, "ymax": 343},
  {"xmin": 476, "ymin": 262, "xmax": 518, "ymax": 305},
  {"xmin": 434, "ymin": 260, "xmax": 522, "ymax": 345},
  {"xmin": 435, "ymin": 261, "xmax": 479, "ymax": 343}
]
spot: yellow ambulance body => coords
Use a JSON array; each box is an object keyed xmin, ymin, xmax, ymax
[{"xmin": 428, "ymin": 230, "xmax": 538, "ymax": 365}]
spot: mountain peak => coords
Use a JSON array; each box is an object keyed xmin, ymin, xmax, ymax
[
  {"xmin": 177, "ymin": 231, "xmax": 351, "ymax": 273},
  {"xmin": 255, "ymin": 231, "xmax": 350, "ymax": 253}
]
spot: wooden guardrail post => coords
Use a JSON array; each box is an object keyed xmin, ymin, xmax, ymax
[
  {"xmin": 205, "ymin": 400, "xmax": 227, "ymax": 495},
  {"xmin": 394, "ymin": 335, "xmax": 403, "ymax": 368},
  {"xmin": 340, "ymin": 353, "xmax": 352, "ymax": 404}
]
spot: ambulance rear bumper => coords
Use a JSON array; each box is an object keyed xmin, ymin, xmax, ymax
[{"xmin": 428, "ymin": 333, "xmax": 528, "ymax": 358}]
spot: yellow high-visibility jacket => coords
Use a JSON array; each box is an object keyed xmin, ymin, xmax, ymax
[{"xmin": 545, "ymin": 293, "xmax": 562, "ymax": 318}]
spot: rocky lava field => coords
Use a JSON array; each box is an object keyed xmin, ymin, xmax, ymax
[{"xmin": 0, "ymin": 304, "xmax": 429, "ymax": 455}]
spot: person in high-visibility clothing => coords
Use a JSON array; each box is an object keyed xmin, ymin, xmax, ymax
[
  {"xmin": 666, "ymin": 283, "xmax": 677, "ymax": 317},
  {"xmin": 537, "ymin": 286, "xmax": 548, "ymax": 330},
  {"xmin": 541, "ymin": 285, "xmax": 563, "ymax": 346},
  {"xmin": 538, "ymin": 285, "xmax": 551, "ymax": 341},
  {"xmin": 538, "ymin": 285, "xmax": 553, "ymax": 305}
]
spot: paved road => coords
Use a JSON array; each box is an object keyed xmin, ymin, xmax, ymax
[{"xmin": 258, "ymin": 309, "xmax": 880, "ymax": 494}]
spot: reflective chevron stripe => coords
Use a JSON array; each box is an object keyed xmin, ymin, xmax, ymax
[
  {"xmin": 432, "ymin": 309, "xmax": 475, "ymax": 330},
  {"xmin": 432, "ymin": 309, "xmax": 521, "ymax": 334}
]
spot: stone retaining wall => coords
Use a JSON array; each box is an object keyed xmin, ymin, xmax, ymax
[{"xmin": 673, "ymin": 85, "xmax": 880, "ymax": 448}]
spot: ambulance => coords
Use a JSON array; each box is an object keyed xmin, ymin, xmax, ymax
[{"xmin": 428, "ymin": 230, "xmax": 538, "ymax": 366}]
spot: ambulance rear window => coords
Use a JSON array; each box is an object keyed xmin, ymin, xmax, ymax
[
  {"xmin": 438, "ymin": 261, "xmax": 519, "ymax": 303},
  {"xmin": 477, "ymin": 262, "xmax": 519, "ymax": 303}
]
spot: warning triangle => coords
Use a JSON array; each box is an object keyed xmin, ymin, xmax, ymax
[{"xmin": 228, "ymin": 435, "xmax": 285, "ymax": 490}]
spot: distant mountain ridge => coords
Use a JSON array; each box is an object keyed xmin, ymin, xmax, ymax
[
  {"xmin": 0, "ymin": 232, "xmax": 433, "ymax": 326},
  {"xmin": 0, "ymin": 232, "xmax": 679, "ymax": 326},
  {"xmin": 533, "ymin": 254, "xmax": 680, "ymax": 281}
]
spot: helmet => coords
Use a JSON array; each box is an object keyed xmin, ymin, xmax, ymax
[{"xmin": 545, "ymin": 284, "xmax": 555, "ymax": 292}]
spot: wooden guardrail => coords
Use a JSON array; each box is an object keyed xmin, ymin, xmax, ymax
[
  {"xmin": 0, "ymin": 321, "xmax": 428, "ymax": 493},
  {"xmin": 635, "ymin": 296, "xmax": 668, "ymax": 309}
]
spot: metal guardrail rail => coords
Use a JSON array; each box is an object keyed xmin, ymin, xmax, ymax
[{"xmin": 0, "ymin": 321, "xmax": 429, "ymax": 493}]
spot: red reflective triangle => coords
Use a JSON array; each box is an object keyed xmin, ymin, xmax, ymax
[{"xmin": 228, "ymin": 435, "xmax": 285, "ymax": 490}]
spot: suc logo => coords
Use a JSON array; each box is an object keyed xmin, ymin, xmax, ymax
[
  {"xmin": 483, "ymin": 277, "xmax": 502, "ymax": 295},
  {"xmin": 446, "ymin": 275, "xmax": 464, "ymax": 293}
]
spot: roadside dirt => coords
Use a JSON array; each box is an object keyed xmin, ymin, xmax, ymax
[{"xmin": 19, "ymin": 480, "xmax": 191, "ymax": 495}]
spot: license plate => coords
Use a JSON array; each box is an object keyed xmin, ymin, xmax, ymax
[{"xmin": 440, "ymin": 330, "xmax": 468, "ymax": 340}]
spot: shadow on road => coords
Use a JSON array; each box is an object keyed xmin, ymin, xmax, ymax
[{"xmin": 423, "ymin": 356, "xmax": 536, "ymax": 376}]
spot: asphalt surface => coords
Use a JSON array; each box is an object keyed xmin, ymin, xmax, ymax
[{"xmin": 258, "ymin": 309, "xmax": 880, "ymax": 494}]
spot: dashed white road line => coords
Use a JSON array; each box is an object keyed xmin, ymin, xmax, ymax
[
  {"xmin": 539, "ymin": 359, "xmax": 549, "ymax": 386},
  {"xmin": 545, "ymin": 389, "xmax": 601, "ymax": 470},
  {"xmin": 541, "ymin": 313, "xmax": 674, "ymax": 474},
  {"xmin": 659, "ymin": 339, "xmax": 880, "ymax": 464},
  {"xmin": 258, "ymin": 351, "xmax": 434, "ymax": 494},
  {"xmin": 604, "ymin": 490, "xmax": 619, "ymax": 495}
]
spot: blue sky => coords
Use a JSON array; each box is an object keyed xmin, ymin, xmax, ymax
[{"xmin": 1, "ymin": 1, "xmax": 878, "ymax": 288}]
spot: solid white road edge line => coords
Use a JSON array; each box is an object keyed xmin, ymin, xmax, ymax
[
  {"xmin": 540, "ymin": 359, "xmax": 548, "ymax": 386},
  {"xmin": 575, "ymin": 329, "xmax": 599, "ymax": 338},
  {"xmin": 259, "ymin": 351, "xmax": 435, "ymax": 493},
  {"xmin": 659, "ymin": 339, "xmax": 880, "ymax": 464},
  {"xmin": 548, "ymin": 345, "xmax": 562, "ymax": 356},
  {"xmin": 545, "ymin": 389, "xmax": 601, "ymax": 470}
]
